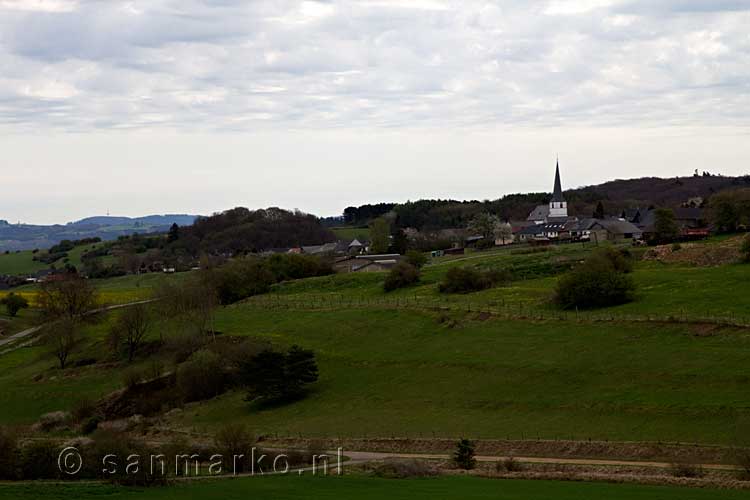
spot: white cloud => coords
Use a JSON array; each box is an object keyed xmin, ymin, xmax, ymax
[
  {"xmin": 0, "ymin": 0, "xmax": 747, "ymax": 131},
  {"xmin": 0, "ymin": 0, "xmax": 78, "ymax": 12}
]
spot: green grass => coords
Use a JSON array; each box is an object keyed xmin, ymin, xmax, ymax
[
  {"xmin": 0, "ymin": 242, "xmax": 111, "ymax": 276},
  {"xmin": 158, "ymin": 307, "xmax": 750, "ymax": 444},
  {"xmin": 0, "ymin": 250, "xmax": 48, "ymax": 275},
  {"xmin": 0, "ymin": 475, "xmax": 747, "ymax": 500},
  {"xmin": 331, "ymin": 226, "xmax": 370, "ymax": 241}
]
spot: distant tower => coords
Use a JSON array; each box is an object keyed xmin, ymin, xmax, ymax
[{"xmin": 548, "ymin": 159, "xmax": 568, "ymax": 218}]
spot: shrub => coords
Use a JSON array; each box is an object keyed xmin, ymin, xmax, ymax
[
  {"xmin": 383, "ymin": 262, "xmax": 420, "ymax": 292},
  {"xmin": 554, "ymin": 247, "xmax": 636, "ymax": 310},
  {"xmin": 404, "ymin": 250, "xmax": 428, "ymax": 269},
  {"xmin": 452, "ymin": 438, "xmax": 476, "ymax": 470},
  {"xmin": 0, "ymin": 293, "xmax": 29, "ymax": 317},
  {"xmin": 0, "ymin": 427, "xmax": 18, "ymax": 480},
  {"xmin": 439, "ymin": 267, "xmax": 492, "ymax": 294},
  {"xmin": 82, "ymin": 416, "xmax": 101, "ymax": 435},
  {"xmin": 123, "ymin": 368, "xmax": 144, "ymax": 389},
  {"xmin": 82, "ymin": 430, "xmax": 167, "ymax": 485},
  {"xmin": 496, "ymin": 456, "xmax": 523, "ymax": 472},
  {"xmin": 671, "ymin": 242, "xmax": 682, "ymax": 252},
  {"xmin": 555, "ymin": 268, "xmax": 635, "ymax": 310},
  {"xmin": 741, "ymin": 234, "xmax": 750, "ymax": 263},
  {"xmin": 373, "ymin": 459, "xmax": 437, "ymax": 478},
  {"xmin": 20, "ymin": 440, "xmax": 61, "ymax": 480},
  {"xmin": 212, "ymin": 258, "xmax": 275, "ymax": 305},
  {"xmin": 239, "ymin": 345, "xmax": 318, "ymax": 404},
  {"xmin": 177, "ymin": 349, "xmax": 227, "ymax": 402},
  {"xmin": 733, "ymin": 447, "xmax": 750, "ymax": 480},
  {"xmin": 214, "ymin": 423, "xmax": 255, "ymax": 473},
  {"xmin": 72, "ymin": 397, "xmax": 97, "ymax": 423},
  {"xmin": 668, "ymin": 461, "xmax": 705, "ymax": 478}
]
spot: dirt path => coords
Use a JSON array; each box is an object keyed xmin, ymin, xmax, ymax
[
  {"xmin": 0, "ymin": 299, "xmax": 156, "ymax": 352},
  {"xmin": 338, "ymin": 450, "xmax": 738, "ymax": 471}
]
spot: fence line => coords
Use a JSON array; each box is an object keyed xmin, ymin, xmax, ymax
[{"xmin": 237, "ymin": 294, "xmax": 750, "ymax": 328}]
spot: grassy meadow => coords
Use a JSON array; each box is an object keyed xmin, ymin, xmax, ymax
[
  {"xmin": 1, "ymin": 238, "xmax": 750, "ymax": 447},
  {"xmin": 1, "ymin": 475, "xmax": 748, "ymax": 500}
]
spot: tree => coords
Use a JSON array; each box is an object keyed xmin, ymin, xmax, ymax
[
  {"xmin": 709, "ymin": 189, "xmax": 750, "ymax": 233},
  {"xmin": 468, "ymin": 213, "xmax": 501, "ymax": 242},
  {"xmin": 653, "ymin": 208, "xmax": 680, "ymax": 243},
  {"xmin": 391, "ymin": 229, "xmax": 409, "ymax": 254},
  {"xmin": 741, "ymin": 234, "xmax": 750, "ymax": 263},
  {"xmin": 167, "ymin": 223, "xmax": 180, "ymax": 243},
  {"xmin": 113, "ymin": 303, "xmax": 151, "ymax": 362},
  {"xmin": 405, "ymin": 250, "xmax": 428, "ymax": 269},
  {"xmin": 240, "ymin": 345, "xmax": 319, "ymax": 403},
  {"xmin": 554, "ymin": 248, "xmax": 636, "ymax": 310},
  {"xmin": 594, "ymin": 201, "xmax": 605, "ymax": 219},
  {"xmin": 369, "ymin": 218, "xmax": 391, "ymax": 254},
  {"xmin": 453, "ymin": 439, "xmax": 476, "ymax": 470},
  {"xmin": 1, "ymin": 293, "xmax": 29, "ymax": 317},
  {"xmin": 383, "ymin": 262, "xmax": 420, "ymax": 292},
  {"xmin": 47, "ymin": 319, "xmax": 78, "ymax": 369},
  {"xmin": 37, "ymin": 274, "xmax": 98, "ymax": 321},
  {"xmin": 496, "ymin": 222, "xmax": 513, "ymax": 245}
]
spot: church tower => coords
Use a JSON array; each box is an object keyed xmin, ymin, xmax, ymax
[{"xmin": 548, "ymin": 159, "xmax": 568, "ymax": 218}]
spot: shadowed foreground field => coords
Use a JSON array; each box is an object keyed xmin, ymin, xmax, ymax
[{"xmin": 1, "ymin": 476, "xmax": 749, "ymax": 500}]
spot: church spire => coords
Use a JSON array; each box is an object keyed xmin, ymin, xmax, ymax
[{"xmin": 552, "ymin": 158, "xmax": 564, "ymax": 202}]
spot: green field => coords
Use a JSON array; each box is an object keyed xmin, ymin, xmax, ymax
[
  {"xmin": 331, "ymin": 226, "xmax": 370, "ymax": 241},
  {"xmin": 0, "ymin": 475, "xmax": 747, "ymax": 500},
  {"xmin": 0, "ymin": 242, "xmax": 110, "ymax": 276}
]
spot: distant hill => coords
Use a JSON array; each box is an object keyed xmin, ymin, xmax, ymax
[
  {"xmin": 0, "ymin": 214, "xmax": 199, "ymax": 252},
  {"xmin": 565, "ymin": 174, "xmax": 750, "ymax": 214},
  {"xmin": 343, "ymin": 174, "xmax": 750, "ymax": 230}
]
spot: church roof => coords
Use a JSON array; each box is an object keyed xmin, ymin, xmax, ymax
[{"xmin": 552, "ymin": 160, "xmax": 564, "ymax": 202}]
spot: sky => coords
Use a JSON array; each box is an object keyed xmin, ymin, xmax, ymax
[{"xmin": 0, "ymin": 0, "xmax": 749, "ymax": 224}]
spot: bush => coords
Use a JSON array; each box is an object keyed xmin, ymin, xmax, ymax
[
  {"xmin": 496, "ymin": 456, "xmax": 524, "ymax": 472},
  {"xmin": 555, "ymin": 268, "xmax": 635, "ymax": 310},
  {"xmin": 404, "ymin": 250, "xmax": 428, "ymax": 269},
  {"xmin": 212, "ymin": 258, "xmax": 275, "ymax": 305},
  {"xmin": 383, "ymin": 262, "xmax": 420, "ymax": 292},
  {"xmin": 439, "ymin": 267, "xmax": 492, "ymax": 294},
  {"xmin": 20, "ymin": 440, "xmax": 61, "ymax": 480},
  {"xmin": 239, "ymin": 345, "xmax": 318, "ymax": 404},
  {"xmin": 741, "ymin": 234, "xmax": 750, "ymax": 263},
  {"xmin": 72, "ymin": 397, "xmax": 97, "ymax": 423},
  {"xmin": 0, "ymin": 427, "xmax": 18, "ymax": 480},
  {"xmin": 177, "ymin": 349, "xmax": 228, "ymax": 402},
  {"xmin": 452, "ymin": 438, "xmax": 476, "ymax": 470},
  {"xmin": 668, "ymin": 461, "xmax": 705, "ymax": 478},
  {"xmin": 82, "ymin": 430, "xmax": 167, "ymax": 485},
  {"xmin": 214, "ymin": 423, "xmax": 255, "ymax": 473},
  {"xmin": 122, "ymin": 368, "xmax": 144, "ymax": 389},
  {"xmin": 373, "ymin": 459, "xmax": 438, "ymax": 478},
  {"xmin": 1, "ymin": 293, "xmax": 29, "ymax": 317},
  {"xmin": 554, "ymin": 247, "xmax": 636, "ymax": 310}
]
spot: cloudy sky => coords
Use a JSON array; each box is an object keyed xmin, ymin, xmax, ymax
[{"xmin": 1, "ymin": 0, "xmax": 749, "ymax": 224}]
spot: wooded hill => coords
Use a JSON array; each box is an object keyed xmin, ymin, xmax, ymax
[{"xmin": 343, "ymin": 174, "xmax": 750, "ymax": 231}]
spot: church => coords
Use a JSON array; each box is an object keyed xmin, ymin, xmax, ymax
[
  {"xmin": 526, "ymin": 160, "xmax": 575, "ymax": 222},
  {"xmin": 518, "ymin": 160, "xmax": 642, "ymax": 243},
  {"xmin": 518, "ymin": 160, "xmax": 579, "ymax": 241}
]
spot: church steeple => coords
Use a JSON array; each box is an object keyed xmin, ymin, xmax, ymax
[
  {"xmin": 552, "ymin": 158, "xmax": 564, "ymax": 202},
  {"xmin": 548, "ymin": 158, "xmax": 568, "ymax": 219}
]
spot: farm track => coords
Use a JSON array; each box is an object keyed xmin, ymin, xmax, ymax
[{"xmin": 0, "ymin": 299, "xmax": 156, "ymax": 353}]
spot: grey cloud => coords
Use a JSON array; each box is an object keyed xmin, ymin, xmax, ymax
[{"xmin": 0, "ymin": 0, "xmax": 748, "ymax": 131}]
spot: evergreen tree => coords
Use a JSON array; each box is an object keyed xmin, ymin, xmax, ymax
[
  {"xmin": 167, "ymin": 223, "xmax": 180, "ymax": 243},
  {"xmin": 453, "ymin": 438, "xmax": 476, "ymax": 470},
  {"xmin": 594, "ymin": 201, "xmax": 605, "ymax": 219}
]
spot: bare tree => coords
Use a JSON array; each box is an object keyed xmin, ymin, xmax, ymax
[
  {"xmin": 113, "ymin": 303, "xmax": 152, "ymax": 362},
  {"xmin": 47, "ymin": 319, "xmax": 78, "ymax": 369},
  {"xmin": 37, "ymin": 274, "xmax": 98, "ymax": 321}
]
